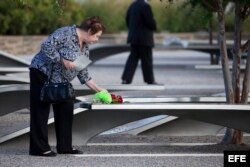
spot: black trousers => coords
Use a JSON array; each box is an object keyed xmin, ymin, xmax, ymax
[
  {"xmin": 29, "ymin": 68, "xmax": 74, "ymax": 154},
  {"xmin": 122, "ymin": 45, "xmax": 155, "ymax": 83}
]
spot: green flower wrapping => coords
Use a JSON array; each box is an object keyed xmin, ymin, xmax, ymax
[{"xmin": 94, "ymin": 90, "xmax": 112, "ymax": 104}]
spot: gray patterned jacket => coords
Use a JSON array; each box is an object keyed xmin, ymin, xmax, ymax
[{"xmin": 30, "ymin": 25, "xmax": 92, "ymax": 84}]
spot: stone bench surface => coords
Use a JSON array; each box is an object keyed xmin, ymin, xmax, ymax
[
  {"xmin": 1, "ymin": 101, "xmax": 250, "ymax": 146},
  {"xmin": 88, "ymin": 103, "xmax": 250, "ymax": 134},
  {"xmin": 0, "ymin": 84, "xmax": 165, "ymax": 116}
]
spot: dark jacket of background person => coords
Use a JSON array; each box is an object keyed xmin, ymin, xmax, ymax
[
  {"xmin": 121, "ymin": 0, "xmax": 157, "ymax": 84},
  {"xmin": 126, "ymin": 0, "xmax": 157, "ymax": 47}
]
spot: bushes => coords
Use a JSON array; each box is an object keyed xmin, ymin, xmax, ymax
[
  {"xmin": 81, "ymin": 0, "xmax": 130, "ymax": 33},
  {"xmin": 151, "ymin": 1, "xmax": 215, "ymax": 32},
  {"xmin": 0, "ymin": 0, "xmax": 249, "ymax": 34},
  {"xmin": 0, "ymin": 0, "xmax": 85, "ymax": 35}
]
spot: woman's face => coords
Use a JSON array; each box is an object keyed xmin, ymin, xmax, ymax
[{"xmin": 86, "ymin": 30, "xmax": 102, "ymax": 44}]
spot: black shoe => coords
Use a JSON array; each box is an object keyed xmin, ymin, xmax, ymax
[
  {"xmin": 121, "ymin": 80, "xmax": 131, "ymax": 84},
  {"xmin": 30, "ymin": 150, "xmax": 57, "ymax": 157},
  {"xmin": 58, "ymin": 148, "xmax": 83, "ymax": 154}
]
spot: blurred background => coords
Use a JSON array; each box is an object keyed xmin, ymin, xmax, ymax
[
  {"xmin": 0, "ymin": 0, "xmax": 249, "ymax": 56},
  {"xmin": 1, "ymin": 0, "xmax": 250, "ymax": 34}
]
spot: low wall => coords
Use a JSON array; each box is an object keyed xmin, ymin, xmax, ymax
[
  {"xmin": 0, "ymin": 32, "xmax": 249, "ymax": 56},
  {"xmin": 0, "ymin": 36, "xmax": 46, "ymax": 56}
]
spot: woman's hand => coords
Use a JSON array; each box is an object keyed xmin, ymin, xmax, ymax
[
  {"xmin": 85, "ymin": 80, "xmax": 105, "ymax": 93},
  {"xmin": 85, "ymin": 80, "xmax": 112, "ymax": 104},
  {"xmin": 62, "ymin": 58, "xmax": 75, "ymax": 70}
]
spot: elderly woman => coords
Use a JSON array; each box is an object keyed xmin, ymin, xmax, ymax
[{"xmin": 29, "ymin": 16, "xmax": 109, "ymax": 157}]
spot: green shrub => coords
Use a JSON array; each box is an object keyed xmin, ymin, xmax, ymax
[
  {"xmin": 82, "ymin": 0, "xmax": 130, "ymax": 33},
  {"xmin": 0, "ymin": 0, "xmax": 249, "ymax": 34}
]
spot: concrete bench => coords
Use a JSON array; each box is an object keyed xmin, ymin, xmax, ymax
[
  {"xmin": 1, "ymin": 44, "xmax": 246, "ymax": 69},
  {"xmin": 0, "ymin": 75, "xmax": 29, "ymax": 84},
  {"xmin": 0, "ymin": 50, "xmax": 30, "ymax": 67},
  {"xmin": 0, "ymin": 67, "xmax": 29, "ymax": 75},
  {"xmin": 1, "ymin": 101, "xmax": 250, "ymax": 146},
  {"xmin": 77, "ymin": 96, "xmax": 250, "ymax": 104},
  {"xmin": 88, "ymin": 44, "xmax": 242, "ymax": 65},
  {"xmin": 87, "ymin": 103, "xmax": 250, "ymax": 136},
  {"xmin": 0, "ymin": 84, "xmax": 164, "ymax": 116},
  {"xmin": 194, "ymin": 64, "xmax": 246, "ymax": 71}
]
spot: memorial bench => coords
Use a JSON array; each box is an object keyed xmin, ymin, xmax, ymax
[
  {"xmin": 0, "ymin": 50, "xmax": 30, "ymax": 67},
  {"xmin": 194, "ymin": 64, "xmax": 246, "ymax": 72},
  {"xmin": 0, "ymin": 67, "xmax": 29, "ymax": 75},
  {"xmin": 89, "ymin": 44, "xmax": 246, "ymax": 65},
  {"xmin": 1, "ymin": 44, "xmax": 244, "ymax": 68},
  {"xmin": 0, "ymin": 75, "xmax": 29, "ymax": 84},
  {"xmin": 0, "ymin": 84, "xmax": 165, "ymax": 116},
  {"xmin": 1, "ymin": 97, "xmax": 250, "ymax": 146}
]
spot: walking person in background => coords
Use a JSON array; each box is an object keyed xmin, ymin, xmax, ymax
[
  {"xmin": 121, "ymin": 0, "xmax": 158, "ymax": 84},
  {"xmin": 29, "ymin": 16, "xmax": 111, "ymax": 157}
]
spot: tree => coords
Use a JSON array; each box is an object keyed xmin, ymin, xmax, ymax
[
  {"xmin": 230, "ymin": 0, "xmax": 250, "ymax": 144},
  {"xmin": 161, "ymin": 0, "xmax": 250, "ymax": 144}
]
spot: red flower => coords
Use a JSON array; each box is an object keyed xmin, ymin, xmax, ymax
[
  {"xmin": 111, "ymin": 94, "xmax": 116, "ymax": 100},
  {"xmin": 117, "ymin": 95, "xmax": 123, "ymax": 103}
]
